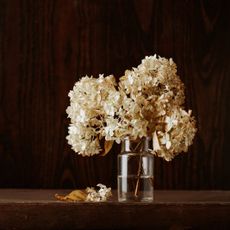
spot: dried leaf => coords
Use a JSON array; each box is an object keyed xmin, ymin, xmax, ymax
[
  {"xmin": 55, "ymin": 190, "xmax": 87, "ymax": 201},
  {"xmin": 100, "ymin": 140, "xmax": 114, "ymax": 156},
  {"xmin": 153, "ymin": 131, "xmax": 161, "ymax": 151}
]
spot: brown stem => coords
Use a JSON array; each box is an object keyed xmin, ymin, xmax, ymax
[
  {"xmin": 132, "ymin": 138, "xmax": 144, "ymax": 198},
  {"xmin": 134, "ymin": 154, "xmax": 142, "ymax": 197}
]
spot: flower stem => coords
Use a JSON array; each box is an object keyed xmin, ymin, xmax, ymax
[{"xmin": 134, "ymin": 154, "xmax": 142, "ymax": 198}]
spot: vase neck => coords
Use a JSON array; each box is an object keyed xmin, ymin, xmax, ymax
[{"xmin": 121, "ymin": 137, "xmax": 151, "ymax": 153}]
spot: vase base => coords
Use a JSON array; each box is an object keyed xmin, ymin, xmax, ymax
[
  {"xmin": 118, "ymin": 175, "xmax": 154, "ymax": 202},
  {"xmin": 118, "ymin": 197, "xmax": 154, "ymax": 202}
]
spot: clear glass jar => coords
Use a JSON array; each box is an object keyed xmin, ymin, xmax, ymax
[{"xmin": 117, "ymin": 137, "xmax": 154, "ymax": 202}]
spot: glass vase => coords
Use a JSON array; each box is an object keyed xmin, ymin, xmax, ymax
[{"xmin": 117, "ymin": 137, "xmax": 154, "ymax": 202}]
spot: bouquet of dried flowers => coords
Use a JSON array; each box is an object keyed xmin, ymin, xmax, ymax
[{"xmin": 66, "ymin": 55, "xmax": 196, "ymax": 161}]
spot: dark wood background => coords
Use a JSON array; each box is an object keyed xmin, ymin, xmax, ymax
[{"xmin": 0, "ymin": 0, "xmax": 230, "ymax": 189}]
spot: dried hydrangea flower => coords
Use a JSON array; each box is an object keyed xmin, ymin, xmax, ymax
[
  {"xmin": 66, "ymin": 74, "xmax": 121, "ymax": 156},
  {"xmin": 154, "ymin": 108, "xmax": 196, "ymax": 161},
  {"xmin": 85, "ymin": 184, "xmax": 112, "ymax": 202},
  {"xmin": 115, "ymin": 55, "xmax": 196, "ymax": 160},
  {"xmin": 66, "ymin": 55, "xmax": 197, "ymax": 161}
]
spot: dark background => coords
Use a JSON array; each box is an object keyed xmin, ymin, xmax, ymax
[{"xmin": 0, "ymin": 0, "xmax": 230, "ymax": 189}]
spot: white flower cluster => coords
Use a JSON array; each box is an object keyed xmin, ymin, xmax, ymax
[
  {"xmin": 85, "ymin": 184, "xmax": 112, "ymax": 202},
  {"xmin": 66, "ymin": 74, "xmax": 121, "ymax": 156},
  {"xmin": 66, "ymin": 55, "xmax": 197, "ymax": 161}
]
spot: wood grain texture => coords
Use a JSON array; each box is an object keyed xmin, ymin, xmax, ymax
[
  {"xmin": 0, "ymin": 0, "xmax": 230, "ymax": 189},
  {"xmin": 0, "ymin": 190, "xmax": 230, "ymax": 229}
]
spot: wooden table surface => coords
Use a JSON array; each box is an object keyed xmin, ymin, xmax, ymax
[{"xmin": 0, "ymin": 190, "xmax": 230, "ymax": 229}]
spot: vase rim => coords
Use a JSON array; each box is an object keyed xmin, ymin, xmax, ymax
[{"xmin": 122, "ymin": 136, "xmax": 152, "ymax": 141}]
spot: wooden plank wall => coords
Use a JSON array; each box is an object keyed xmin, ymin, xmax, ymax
[{"xmin": 0, "ymin": 0, "xmax": 230, "ymax": 189}]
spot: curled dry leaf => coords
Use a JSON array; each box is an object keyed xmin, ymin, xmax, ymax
[
  {"xmin": 55, "ymin": 190, "xmax": 87, "ymax": 201},
  {"xmin": 100, "ymin": 140, "xmax": 114, "ymax": 156},
  {"xmin": 153, "ymin": 131, "xmax": 161, "ymax": 151},
  {"xmin": 55, "ymin": 184, "xmax": 112, "ymax": 202}
]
